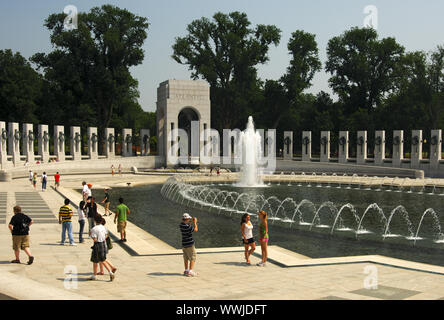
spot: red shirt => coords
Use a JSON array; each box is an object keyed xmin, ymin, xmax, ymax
[{"xmin": 54, "ymin": 174, "xmax": 60, "ymax": 182}]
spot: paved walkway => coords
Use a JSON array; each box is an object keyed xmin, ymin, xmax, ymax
[{"xmin": 2, "ymin": 173, "xmax": 444, "ymax": 300}]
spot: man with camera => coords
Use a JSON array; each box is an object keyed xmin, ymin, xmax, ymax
[{"xmin": 180, "ymin": 213, "xmax": 198, "ymax": 277}]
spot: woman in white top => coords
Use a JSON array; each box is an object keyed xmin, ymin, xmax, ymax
[
  {"xmin": 241, "ymin": 214, "xmax": 256, "ymax": 265},
  {"xmin": 90, "ymin": 214, "xmax": 116, "ymax": 281},
  {"xmin": 78, "ymin": 201, "xmax": 86, "ymax": 243}
]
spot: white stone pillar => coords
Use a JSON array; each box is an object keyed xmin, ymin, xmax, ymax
[
  {"xmin": 8, "ymin": 122, "xmax": 20, "ymax": 166},
  {"xmin": 190, "ymin": 121, "xmax": 200, "ymax": 164},
  {"xmin": 54, "ymin": 125, "xmax": 65, "ymax": 162},
  {"xmin": 392, "ymin": 130, "xmax": 404, "ymax": 167},
  {"xmin": 430, "ymin": 130, "xmax": 442, "ymax": 171},
  {"xmin": 374, "ymin": 130, "xmax": 385, "ymax": 166},
  {"xmin": 302, "ymin": 131, "xmax": 311, "ymax": 161},
  {"xmin": 0, "ymin": 121, "xmax": 8, "ymax": 168},
  {"xmin": 411, "ymin": 130, "xmax": 423, "ymax": 169},
  {"xmin": 357, "ymin": 131, "xmax": 367, "ymax": 165},
  {"xmin": 320, "ymin": 131, "xmax": 330, "ymax": 163},
  {"xmin": 70, "ymin": 126, "xmax": 82, "ymax": 161},
  {"xmin": 38, "ymin": 124, "xmax": 50, "ymax": 163},
  {"xmin": 283, "ymin": 131, "xmax": 293, "ymax": 160},
  {"xmin": 178, "ymin": 128, "xmax": 188, "ymax": 165},
  {"xmin": 140, "ymin": 129, "xmax": 150, "ymax": 156},
  {"xmin": 122, "ymin": 128, "xmax": 133, "ymax": 157},
  {"xmin": 338, "ymin": 131, "xmax": 349, "ymax": 164},
  {"xmin": 22, "ymin": 123, "xmax": 35, "ymax": 163},
  {"xmin": 105, "ymin": 128, "xmax": 115, "ymax": 158},
  {"xmin": 87, "ymin": 127, "xmax": 98, "ymax": 160}
]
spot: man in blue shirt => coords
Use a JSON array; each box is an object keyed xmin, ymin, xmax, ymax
[{"xmin": 180, "ymin": 213, "xmax": 198, "ymax": 277}]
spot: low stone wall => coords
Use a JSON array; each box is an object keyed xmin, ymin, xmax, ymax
[{"xmin": 4, "ymin": 156, "xmax": 163, "ymax": 179}]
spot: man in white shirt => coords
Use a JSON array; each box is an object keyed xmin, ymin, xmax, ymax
[{"xmin": 82, "ymin": 181, "xmax": 89, "ymax": 201}]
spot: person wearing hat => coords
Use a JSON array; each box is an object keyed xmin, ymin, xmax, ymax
[{"xmin": 180, "ymin": 213, "xmax": 198, "ymax": 277}]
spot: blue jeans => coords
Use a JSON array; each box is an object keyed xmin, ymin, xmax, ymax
[
  {"xmin": 79, "ymin": 220, "xmax": 85, "ymax": 243},
  {"xmin": 61, "ymin": 221, "xmax": 74, "ymax": 244}
]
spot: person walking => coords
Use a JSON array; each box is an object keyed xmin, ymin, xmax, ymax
[
  {"xmin": 86, "ymin": 196, "xmax": 98, "ymax": 234},
  {"xmin": 8, "ymin": 206, "xmax": 34, "ymax": 265},
  {"xmin": 58, "ymin": 198, "xmax": 76, "ymax": 246},
  {"xmin": 32, "ymin": 172, "xmax": 37, "ymax": 190},
  {"xmin": 78, "ymin": 200, "xmax": 87, "ymax": 243},
  {"xmin": 111, "ymin": 165, "xmax": 115, "ymax": 176},
  {"xmin": 28, "ymin": 170, "xmax": 33, "ymax": 185},
  {"xmin": 118, "ymin": 164, "xmax": 122, "ymax": 176},
  {"xmin": 241, "ymin": 213, "xmax": 255, "ymax": 265},
  {"xmin": 54, "ymin": 172, "xmax": 61, "ymax": 190},
  {"xmin": 114, "ymin": 197, "xmax": 130, "ymax": 242},
  {"xmin": 100, "ymin": 188, "xmax": 110, "ymax": 216},
  {"xmin": 41, "ymin": 172, "xmax": 48, "ymax": 191},
  {"xmin": 97, "ymin": 216, "xmax": 117, "ymax": 276},
  {"xmin": 257, "ymin": 210, "xmax": 269, "ymax": 267},
  {"xmin": 89, "ymin": 214, "xmax": 116, "ymax": 281},
  {"xmin": 180, "ymin": 213, "xmax": 198, "ymax": 277}
]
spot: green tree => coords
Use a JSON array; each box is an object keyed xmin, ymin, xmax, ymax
[
  {"xmin": 172, "ymin": 11, "xmax": 281, "ymax": 132},
  {"xmin": 325, "ymin": 27, "xmax": 405, "ymax": 115},
  {"xmin": 31, "ymin": 4, "xmax": 149, "ymax": 139},
  {"xmin": 0, "ymin": 49, "xmax": 42, "ymax": 123}
]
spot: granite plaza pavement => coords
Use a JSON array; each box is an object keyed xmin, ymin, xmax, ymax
[{"xmin": 2, "ymin": 172, "xmax": 444, "ymax": 300}]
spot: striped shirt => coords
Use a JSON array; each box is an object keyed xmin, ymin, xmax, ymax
[
  {"xmin": 59, "ymin": 205, "xmax": 73, "ymax": 222},
  {"xmin": 180, "ymin": 223, "xmax": 195, "ymax": 248}
]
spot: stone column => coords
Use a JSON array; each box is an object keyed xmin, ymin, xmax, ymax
[
  {"xmin": 122, "ymin": 128, "xmax": 133, "ymax": 157},
  {"xmin": 8, "ymin": 122, "xmax": 20, "ymax": 166},
  {"xmin": 178, "ymin": 128, "xmax": 188, "ymax": 165},
  {"xmin": 283, "ymin": 131, "xmax": 293, "ymax": 160},
  {"xmin": 374, "ymin": 130, "xmax": 385, "ymax": 166},
  {"xmin": 105, "ymin": 128, "xmax": 115, "ymax": 158},
  {"xmin": 392, "ymin": 130, "xmax": 404, "ymax": 167},
  {"xmin": 87, "ymin": 127, "xmax": 98, "ymax": 160},
  {"xmin": 140, "ymin": 129, "xmax": 150, "ymax": 156},
  {"xmin": 320, "ymin": 131, "xmax": 330, "ymax": 163},
  {"xmin": 70, "ymin": 126, "xmax": 82, "ymax": 161},
  {"xmin": 357, "ymin": 131, "xmax": 368, "ymax": 165},
  {"xmin": 22, "ymin": 123, "xmax": 35, "ymax": 164},
  {"xmin": 54, "ymin": 125, "xmax": 66, "ymax": 162},
  {"xmin": 411, "ymin": 130, "xmax": 423, "ymax": 169},
  {"xmin": 38, "ymin": 124, "xmax": 50, "ymax": 163},
  {"xmin": 166, "ymin": 121, "xmax": 177, "ymax": 165},
  {"xmin": 190, "ymin": 121, "xmax": 200, "ymax": 164},
  {"xmin": 0, "ymin": 121, "xmax": 8, "ymax": 168},
  {"xmin": 302, "ymin": 131, "xmax": 311, "ymax": 161},
  {"xmin": 338, "ymin": 131, "xmax": 349, "ymax": 164},
  {"xmin": 430, "ymin": 129, "xmax": 442, "ymax": 171}
]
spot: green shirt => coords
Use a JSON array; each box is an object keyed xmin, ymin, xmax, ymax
[{"xmin": 116, "ymin": 203, "xmax": 129, "ymax": 222}]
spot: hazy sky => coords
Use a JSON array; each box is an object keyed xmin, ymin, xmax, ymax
[{"xmin": 1, "ymin": 0, "xmax": 443, "ymax": 112}]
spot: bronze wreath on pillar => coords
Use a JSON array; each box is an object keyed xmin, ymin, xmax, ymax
[
  {"xmin": 1, "ymin": 129, "xmax": 7, "ymax": 141},
  {"xmin": 14, "ymin": 129, "xmax": 21, "ymax": 142},
  {"xmin": 91, "ymin": 133, "xmax": 98, "ymax": 144},
  {"xmin": 357, "ymin": 136, "xmax": 365, "ymax": 155},
  {"xmin": 339, "ymin": 136, "xmax": 347, "ymax": 153},
  {"xmin": 302, "ymin": 136, "xmax": 310, "ymax": 155},
  {"xmin": 28, "ymin": 130, "xmax": 35, "ymax": 141},
  {"xmin": 375, "ymin": 136, "xmax": 382, "ymax": 153},
  {"xmin": 320, "ymin": 136, "xmax": 328, "ymax": 155},
  {"xmin": 108, "ymin": 134, "xmax": 115, "ymax": 144},
  {"xmin": 58, "ymin": 132, "xmax": 65, "ymax": 143}
]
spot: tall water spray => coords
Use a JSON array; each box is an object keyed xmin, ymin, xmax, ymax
[{"xmin": 236, "ymin": 116, "xmax": 264, "ymax": 187}]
